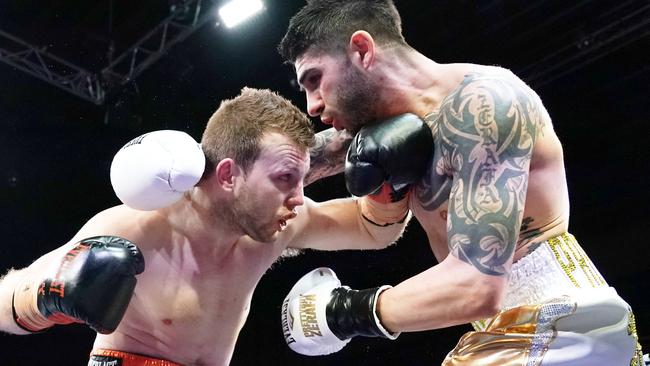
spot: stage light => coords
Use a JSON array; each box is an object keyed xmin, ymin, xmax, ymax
[{"xmin": 218, "ymin": 0, "xmax": 264, "ymax": 28}]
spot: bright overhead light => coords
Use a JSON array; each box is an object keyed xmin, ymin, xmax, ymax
[{"xmin": 218, "ymin": 0, "xmax": 264, "ymax": 28}]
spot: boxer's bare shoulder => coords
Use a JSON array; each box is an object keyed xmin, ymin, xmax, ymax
[{"xmin": 70, "ymin": 205, "xmax": 165, "ymax": 249}]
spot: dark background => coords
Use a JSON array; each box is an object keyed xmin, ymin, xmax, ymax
[{"xmin": 1, "ymin": 0, "xmax": 648, "ymax": 364}]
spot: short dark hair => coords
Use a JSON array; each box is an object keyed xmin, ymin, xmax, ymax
[
  {"xmin": 278, "ymin": 0, "xmax": 406, "ymax": 63},
  {"xmin": 201, "ymin": 87, "xmax": 314, "ymax": 176}
]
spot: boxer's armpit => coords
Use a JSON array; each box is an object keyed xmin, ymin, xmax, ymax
[{"xmin": 305, "ymin": 128, "xmax": 353, "ymax": 186}]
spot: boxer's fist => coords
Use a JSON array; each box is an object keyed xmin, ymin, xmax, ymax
[
  {"xmin": 12, "ymin": 236, "xmax": 145, "ymax": 334},
  {"xmin": 345, "ymin": 113, "xmax": 433, "ymax": 202},
  {"xmin": 110, "ymin": 130, "xmax": 205, "ymax": 210},
  {"xmin": 281, "ymin": 268, "xmax": 397, "ymax": 356}
]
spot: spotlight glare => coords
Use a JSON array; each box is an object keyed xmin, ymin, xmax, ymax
[{"xmin": 218, "ymin": 0, "xmax": 264, "ymax": 28}]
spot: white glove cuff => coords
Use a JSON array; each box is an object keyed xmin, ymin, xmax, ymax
[{"xmin": 373, "ymin": 285, "xmax": 400, "ymax": 340}]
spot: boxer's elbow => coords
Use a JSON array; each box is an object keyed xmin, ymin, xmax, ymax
[{"xmin": 464, "ymin": 275, "xmax": 507, "ymax": 319}]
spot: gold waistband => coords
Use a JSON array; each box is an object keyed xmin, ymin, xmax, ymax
[
  {"xmin": 544, "ymin": 232, "xmax": 606, "ymax": 289},
  {"xmin": 473, "ymin": 232, "xmax": 607, "ymax": 331}
]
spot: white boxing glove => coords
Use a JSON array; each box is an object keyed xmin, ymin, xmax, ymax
[
  {"xmin": 282, "ymin": 268, "xmax": 351, "ymax": 356},
  {"xmin": 110, "ymin": 130, "xmax": 205, "ymax": 211},
  {"xmin": 281, "ymin": 268, "xmax": 397, "ymax": 357}
]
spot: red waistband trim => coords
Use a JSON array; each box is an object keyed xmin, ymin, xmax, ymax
[{"xmin": 90, "ymin": 349, "xmax": 183, "ymax": 366}]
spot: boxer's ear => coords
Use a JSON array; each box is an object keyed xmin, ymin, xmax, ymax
[
  {"xmin": 348, "ymin": 31, "xmax": 375, "ymax": 70},
  {"xmin": 215, "ymin": 159, "xmax": 241, "ymax": 191}
]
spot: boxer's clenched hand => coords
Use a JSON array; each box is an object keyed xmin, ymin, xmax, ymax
[
  {"xmin": 345, "ymin": 113, "xmax": 433, "ymax": 225},
  {"xmin": 12, "ymin": 236, "xmax": 145, "ymax": 334},
  {"xmin": 281, "ymin": 268, "xmax": 397, "ymax": 356},
  {"xmin": 110, "ymin": 130, "xmax": 205, "ymax": 211},
  {"xmin": 345, "ymin": 113, "xmax": 433, "ymax": 200}
]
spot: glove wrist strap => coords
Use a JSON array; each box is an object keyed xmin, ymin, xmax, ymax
[
  {"xmin": 372, "ymin": 286, "xmax": 399, "ymax": 340},
  {"xmin": 360, "ymin": 190, "xmax": 409, "ymax": 226},
  {"xmin": 12, "ymin": 276, "xmax": 52, "ymax": 332},
  {"xmin": 326, "ymin": 286, "xmax": 400, "ymax": 340}
]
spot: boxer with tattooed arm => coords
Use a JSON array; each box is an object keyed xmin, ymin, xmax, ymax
[{"xmin": 278, "ymin": 1, "xmax": 645, "ymax": 364}]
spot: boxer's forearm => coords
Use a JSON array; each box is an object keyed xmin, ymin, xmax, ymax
[
  {"xmin": 0, "ymin": 269, "xmax": 32, "ymax": 334},
  {"xmin": 359, "ymin": 208, "xmax": 410, "ymax": 249},
  {"xmin": 289, "ymin": 197, "xmax": 407, "ymax": 251},
  {"xmin": 376, "ymin": 255, "xmax": 507, "ymax": 332},
  {"xmin": 305, "ymin": 128, "xmax": 353, "ymax": 186}
]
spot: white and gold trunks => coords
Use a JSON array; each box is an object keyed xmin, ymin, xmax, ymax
[{"xmin": 443, "ymin": 233, "xmax": 644, "ymax": 366}]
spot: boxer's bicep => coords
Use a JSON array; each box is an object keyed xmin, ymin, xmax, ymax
[{"xmin": 441, "ymin": 76, "xmax": 543, "ymax": 276}]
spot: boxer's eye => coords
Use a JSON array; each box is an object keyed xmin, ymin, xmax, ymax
[
  {"xmin": 302, "ymin": 71, "xmax": 321, "ymax": 92},
  {"xmin": 275, "ymin": 173, "xmax": 298, "ymax": 186},
  {"xmin": 307, "ymin": 74, "xmax": 320, "ymax": 88}
]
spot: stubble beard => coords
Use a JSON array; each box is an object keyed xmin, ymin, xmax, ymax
[
  {"xmin": 336, "ymin": 63, "xmax": 380, "ymax": 135},
  {"xmin": 230, "ymin": 182, "xmax": 276, "ymax": 243}
]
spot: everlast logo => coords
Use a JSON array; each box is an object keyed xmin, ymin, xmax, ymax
[
  {"xmin": 88, "ymin": 355, "xmax": 122, "ymax": 366},
  {"xmin": 299, "ymin": 294, "xmax": 321, "ymax": 337},
  {"xmin": 43, "ymin": 243, "xmax": 91, "ymax": 298},
  {"xmin": 281, "ymin": 297, "xmax": 296, "ymax": 345}
]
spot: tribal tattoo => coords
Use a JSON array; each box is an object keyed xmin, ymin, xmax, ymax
[
  {"xmin": 518, "ymin": 216, "xmax": 543, "ymax": 244},
  {"xmin": 304, "ymin": 128, "xmax": 353, "ymax": 186},
  {"xmin": 418, "ymin": 72, "xmax": 546, "ymax": 276}
]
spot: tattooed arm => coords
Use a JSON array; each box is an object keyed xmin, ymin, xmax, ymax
[
  {"xmin": 376, "ymin": 72, "xmax": 545, "ymax": 332},
  {"xmin": 444, "ymin": 74, "xmax": 540, "ymax": 277},
  {"xmin": 304, "ymin": 128, "xmax": 353, "ymax": 186}
]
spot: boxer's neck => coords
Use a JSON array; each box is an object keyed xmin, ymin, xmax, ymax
[{"xmin": 164, "ymin": 188, "xmax": 243, "ymax": 251}]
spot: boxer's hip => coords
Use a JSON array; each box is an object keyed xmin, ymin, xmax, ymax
[
  {"xmin": 505, "ymin": 232, "xmax": 607, "ymax": 309},
  {"xmin": 451, "ymin": 233, "xmax": 644, "ymax": 366},
  {"xmin": 446, "ymin": 287, "xmax": 644, "ymax": 365}
]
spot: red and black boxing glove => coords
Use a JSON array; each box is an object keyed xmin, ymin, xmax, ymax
[
  {"xmin": 345, "ymin": 113, "xmax": 433, "ymax": 225},
  {"xmin": 12, "ymin": 236, "xmax": 145, "ymax": 334}
]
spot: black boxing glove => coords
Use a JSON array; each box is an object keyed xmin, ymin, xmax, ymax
[
  {"xmin": 345, "ymin": 113, "xmax": 433, "ymax": 225},
  {"xmin": 345, "ymin": 113, "xmax": 433, "ymax": 200},
  {"xmin": 12, "ymin": 236, "xmax": 145, "ymax": 334}
]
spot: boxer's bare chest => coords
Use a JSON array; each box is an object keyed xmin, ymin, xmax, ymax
[
  {"xmin": 107, "ymin": 237, "xmax": 284, "ymax": 364},
  {"xmin": 410, "ymin": 107, "xmax": 452, "ymax": 261}
]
